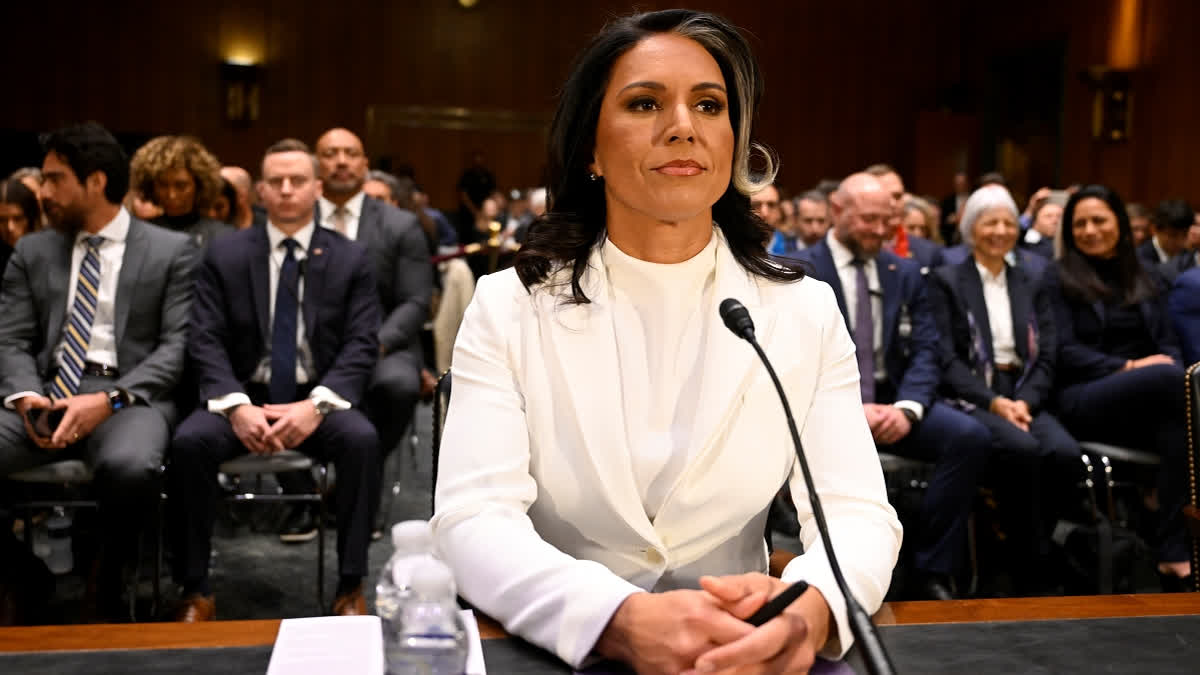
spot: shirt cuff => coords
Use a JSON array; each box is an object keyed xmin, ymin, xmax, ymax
[
  {"xmin": 309, "ymin": 386, "xmax": 352, "ymax": 412},
  {"xmin": 207, "ymin": 392, "xmax": 252, "ymax": 416},
  {"xmin": 893, "ymin": 400, "xmax": 924, "ymax": 422},
  {"xmin": 3, "ymin": 391, "xmax": 42, "ymax": 410}
]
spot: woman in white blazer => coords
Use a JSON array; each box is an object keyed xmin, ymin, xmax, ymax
[{"xmin": 431, "ymin": 9, "xmax": 902, "ymax": 674}]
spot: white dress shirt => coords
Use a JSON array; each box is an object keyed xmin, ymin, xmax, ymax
[
  {"xmin": 318, "ymin": 191, "xmax": 365, "ymax": 241},
  {"xmin": 976, "ymin": 262, "xmax": 1019, "ymax": 373},
  {"xmin": 3, "ymin": 208, "xmax": 128, "ymax": 409},
  {"xmin": 602, "ymin": 232, "xmax": 716, "ymax": 521},
  {"xmin": 825, "ymin": 231, "xmax": 924, "ymax": 419},
  {"xmin": 1151, "ymin": 235, "xmax": 1171, "ymax": 264},
  {"xmin": 207, "ymin": 221, "xmax": 349, "ymax": 415}
]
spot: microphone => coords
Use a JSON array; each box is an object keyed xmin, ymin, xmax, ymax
[{"xmin": 718, "ymin": 298, "xmax": 896, "ymax": 675}]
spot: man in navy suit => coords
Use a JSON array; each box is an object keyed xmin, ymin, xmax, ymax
[
  {"xmin": 167, "ymin": 139, "xmax": 382, "ymax": 621},
  {"xmin": 796, "ymin": 173, "xmax": 991, "ymax": 599}
]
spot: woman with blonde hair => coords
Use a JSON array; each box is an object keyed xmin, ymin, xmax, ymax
[{"xmin": 129, "ymin": 135, "xmax": 231, "ymax": 246}]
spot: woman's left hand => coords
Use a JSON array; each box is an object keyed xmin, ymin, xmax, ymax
[{"xmin": 683, "ymin": 573, "xmax": 832, "ymax": 674}]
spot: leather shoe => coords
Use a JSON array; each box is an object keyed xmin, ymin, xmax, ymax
[
  {"xmin": 174, "ymin": 593, "xmax": 216, "ymax": 622},
  {"xmin": 332, "ymin": 585, "xmax": 367, "ymax": 616},
  {"xmin": 918, "ymin": 574, "xmax": 956, "ymax": 601},
  {"xmin": 279, "ymin": 506, "xmax": 318, "ymax": 544}
]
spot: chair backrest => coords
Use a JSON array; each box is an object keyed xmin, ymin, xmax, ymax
[
  {"xmin": 430, "ymin": 370, "xmax": 452, "ymax": 515},
  {"xmin": 1185, "ymin": 362, "xmax": 1200, "ymax": 591}
]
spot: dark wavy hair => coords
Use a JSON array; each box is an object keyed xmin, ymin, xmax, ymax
[
  {"xmin": 514, "ymin": 9, "xmax": 802, "ymax": 303},
  {"xmin": 1057, "ymin": 184, "xmax": 1156, "ymax": 305},
  {"xmin": 39, "ymin": 122, "xmax": 129, "ymax": 204}
]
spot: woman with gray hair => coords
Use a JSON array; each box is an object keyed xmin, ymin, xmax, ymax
[{"xmin": 930, "ymin": 185, "xmax": 1080, "ymax": 592}]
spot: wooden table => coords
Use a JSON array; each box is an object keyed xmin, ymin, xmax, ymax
[{"xmin": 2, "ymin": 594, "xmax": 1199, "ymax": 653}]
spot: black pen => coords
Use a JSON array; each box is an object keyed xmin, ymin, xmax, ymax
[{"xmin": 745, "ymin": 580, "xmax": 810, "ymax": 627}]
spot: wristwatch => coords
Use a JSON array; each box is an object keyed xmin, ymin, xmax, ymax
[
  {"xmin": 311, "ymin": 398, "xmax": 334, "ymax": 417},
  {"xmin": 107, "ymin": 388, "xmax": 131, "ymax": 412},
  {"xmin": 898, "ymin": 407, "xmax": 919, "ymax": 426}
]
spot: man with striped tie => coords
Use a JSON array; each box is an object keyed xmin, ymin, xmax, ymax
[{"xmin": 0, "ymin": 123, "xmax": 198, "ymax": 618}]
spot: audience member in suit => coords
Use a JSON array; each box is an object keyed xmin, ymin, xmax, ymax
[
  {"xmin": 1126, "ymin": 202, "xmax": 1152, "ymax": 248},
  {"xmin": 129, "ymin": 136, "xmax": 233, "ymax": 248},
  {"xmin": 0, "ymin": 178, "xmax": 43, "ymax": 277},
  {"xmin": 902, "ymin": 196, "xmax": 942, "ymax": 245},
  {"xmin": 929, "ymin": 185, "xmax": 1080, "ymax": 590},
  {"xmin": 1168, "ymin": 266, "xmax": 1200, "ymax": 365},
  {"xmin": 219, "ymin": 166, "xmax": 256, "ymax": 230},
  {"xmin": 797, "ymin": 173, "xmax": 992, "ymax": 600},
  {"xmin": 168, "ymin": 139, "xmax": 382, "ymax": 621},
  {"xmin": 1137, "ymin": 199, "xmax": 1193, "ymax": 268},
  {"xmin": 0, "ymin": 123, "xmax": 198, "ymax": 617},
  {"xmin": 753, "ymin": 182, "xmax": 797, "ymax": 256},
  {"xmin": 1045, "ymin": 184, "xmax": 1191, "ymax": 588},
  {"xmin": 795, "ymin": 190, "xmax": 832, "ymax": 250},
  {"xmin": 867, "ymin": 164, "xmax": 944, "ymax": 270},
  {"xmin": 1020, "ymin": 194, "xmax": 1065, "ymax": 260},
  {"xmin": 942, "ymin": 241, "xmax": 1050, "ymax": 285},
  {"xmin": 939, "ymin": 171, "xmax": 970, "ymax": 245}
]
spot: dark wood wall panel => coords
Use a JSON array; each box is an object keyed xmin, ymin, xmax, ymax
[{"xmin": 4, "ymin": 0, "xmax": 1197, "ymax": 209}]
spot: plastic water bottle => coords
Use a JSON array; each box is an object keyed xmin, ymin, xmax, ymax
[
  {"xmin": 390, "ymin": 559, "xmax": 467, "ymax": 675},
  {"xmin": 45, "ymin": 507, "xmax": 74, "ymax": 575},
  {"xmin": 377, "ymin": 521, "xmax": 439, "ymax": 670}
]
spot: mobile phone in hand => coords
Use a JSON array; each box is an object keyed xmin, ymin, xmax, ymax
[{"xmin": 24, "ymin": 408, "xmax": 64, "ymax": 439}]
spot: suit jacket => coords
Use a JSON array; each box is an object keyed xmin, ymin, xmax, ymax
[
  {"xmin": 315, "ymin": 198, "xmax": 432, "ymax": 355},
  {"xmin": 1044, "ymin": 263, "xmax": 1183, "ymax": 387},
  {"xmin": 1021, "ymin": 236, "xmax": 1055, "ymax": 261},
  {"xmin": 1160, "ymin": 250, "xmax": 1198, "ymax": 286},
  {"xmin": 1168, "ymin": 266, "xmax": 1200, "ymax": 365},
  {"xmin": 0, "ymin": 218, "xmax": 198, "ymax": 423},
  {"xmin": 930, "ymin": 257, "xmax": 1056, "ymax": 412},
  {"xmin": 904, "ymin": 234, "xmax": 944, "ymax": 270},
  {"xmin": 432, "ymin": 230, "xmax": 901, "ymax": 667},
  {"xmin": 796, "ymin": 239, "xmax": 943, "ymax": 409},
  {"xmin": 153, "ymin": 215, "xmax": 232, "ymax": 249},
  {"xmin": 187, "ymin": 225, "xmax": 381, "ymax": 406},
  {"xmin": 0, "ymin": 241, "xmax": 11, "ymax": 280},
  {"xmin": 943, "ymin": 243, "xmax": 1050, "ymax": 285}
]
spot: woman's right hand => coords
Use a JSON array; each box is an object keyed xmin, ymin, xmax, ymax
[
  {"xmin": 1127, "ymin": 354, "xmax": 1177, "ymax": 370},
  {"xmin": 594, "ymin": 590, "xmax": 756, "ymax": 675}
]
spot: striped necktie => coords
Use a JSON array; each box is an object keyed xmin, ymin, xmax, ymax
[{"xmin": 50, "ymin": 235, "xmax": 105, "ymax": 400}]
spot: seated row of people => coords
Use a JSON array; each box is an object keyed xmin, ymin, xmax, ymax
[
  {"xmin": 790, "ymin": 170, "xmax": 1194, "ymax": 598},
  {"xmin": 0, "ymin": 124, "xmax": 431, "ymax": 620}
]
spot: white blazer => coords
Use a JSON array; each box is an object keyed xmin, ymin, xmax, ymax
[{"xmin": 432, "ymin": 231, "xmax": 902, "ymax": 667}]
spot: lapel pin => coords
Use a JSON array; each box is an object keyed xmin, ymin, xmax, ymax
[
  {"xmin": 888, "ymin": 263, "xmax": 896, "ymax": 271},
  {"xmin": 312, "ymin": 248, "xmax": 323, "ymax": 256}
]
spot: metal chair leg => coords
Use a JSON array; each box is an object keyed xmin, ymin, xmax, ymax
[{"xmin": 317, "ymin": 464, "xmax": 327, "ymax": 614}]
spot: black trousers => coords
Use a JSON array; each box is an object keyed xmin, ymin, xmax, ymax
[
  {"xmin": 168, "ymin": 405, "xmax": 380, "ymax": 587},
  {"xmin": 1057, "ymin": 363, "xmax": 1189, "ymax": 562}
]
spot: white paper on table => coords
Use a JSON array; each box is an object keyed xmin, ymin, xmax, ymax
[
  {"xmin": 461, "ymin": 608, "xmax": 487, "ymax": 675},
  {"xmin": 266, "ymin": 615, "xmax": 384, "ymax": 675}
]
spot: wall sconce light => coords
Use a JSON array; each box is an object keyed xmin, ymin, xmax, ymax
[
  {"xmin": 221, "ymin": 61, "xmax": 262, "ymax": 126},
  {"xmin": 1082, "ymin": 66, "xmax": 1133, "ymax": 143}
]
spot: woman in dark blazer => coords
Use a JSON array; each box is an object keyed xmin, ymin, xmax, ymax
[
  {"xmin": 930, "ymin": 185, "xmax": 1080, "ymax": 590},
  {"xmin": 1045, "ymin": 184, "xmax": 1190, "ymax": 586}
]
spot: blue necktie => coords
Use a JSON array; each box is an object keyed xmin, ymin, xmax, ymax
[
  {"xmin": 50, "ymin": 236, "xmax": 105, "ymax": 400},
  {"xmin": 269, "ymin": 239, "xmax": 300, "ymax": 404},
  {"xmin": 851, "ymin": 259, "xmax": 876, "ymax": 404}
]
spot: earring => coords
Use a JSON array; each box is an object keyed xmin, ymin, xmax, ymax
[{"xmin": 589, "ymin": 172, "xmax": 600, "ymax": 182}]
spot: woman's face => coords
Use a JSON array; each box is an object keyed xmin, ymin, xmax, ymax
[
  {"xmin": 1071, "ymin": 197, "xmax": 1121, "ymax": 259},
  {"xmin": 591, "ymin": 33, "xmax": 733, "ymax": 226},
  {"xmin": 903, "ymin": 209, "xmax": 929, "ymax": 239},
  {"xmin": 972, "ymin": 206, "xmax": 1018, "ymax": 262},
  {"xmin": 154, "ymin": 166, "xmax": 197, "ymax": 217},
  {"xmin": 0, "ymin": 203, "xmax": 30, "ymax": 247}
]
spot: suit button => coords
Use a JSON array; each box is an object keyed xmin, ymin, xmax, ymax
[{"xmin": 645, "ymin": 548, "xmax": 663, "ymax": 565}]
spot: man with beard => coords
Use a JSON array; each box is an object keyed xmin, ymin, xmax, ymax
[
  {"xmin": 269, "ymin": 127, "xmax": 432, "ymax": 543},
  {"xmin": 796, "ymin": 173, "xmax": 992, "ymax": 600},
  {"xmin": 0, "ymin": 123, "xmax": 197, "ymax": 617}
]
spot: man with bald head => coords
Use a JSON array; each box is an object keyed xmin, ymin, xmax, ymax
[
  {"xmin": 796, "ymin": 173, "xmax": 991, "ymax": 600},
  {"xmin": 271, "ymin": 128, "xmax": 432, "ymax": 542},
  {"xmin": 219, "ymin": 166, "xmax": 256, "ymax": 229}
]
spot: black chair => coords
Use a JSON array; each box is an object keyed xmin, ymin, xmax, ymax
[
  {"xmin": 1184, "ymin": 362, "xmax": 1200, "ymax": 591},
  {"xmin": 430, "ymin": 370, "xmax": 452, "ymax": 516}
]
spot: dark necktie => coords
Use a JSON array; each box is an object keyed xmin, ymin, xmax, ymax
[
  {"xmin": 269, "ymin": 239, "xmax": 300, "ymax": 403},
  {"xmin": 851, "ymin": 259, "xmax": 876, "ymax": 404}
]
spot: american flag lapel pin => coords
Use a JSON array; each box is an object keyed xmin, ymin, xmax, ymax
[
  {"xmin": 888, "ymin": 263, "xmax": 896, "ymax": 271},
  {"xmin": 312, "ymin": 248, "xmax": 323, "ymax": 256}
]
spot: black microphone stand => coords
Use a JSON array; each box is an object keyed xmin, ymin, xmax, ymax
[{"xmin": 720, "ymin": 298, "xmax": 897, "ymax": 675}]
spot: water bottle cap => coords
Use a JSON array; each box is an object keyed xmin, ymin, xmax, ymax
[
  {"xmin": 390, "ymin": 520, "xmax": 433, "ymax": 552},
  {"xmin": 409, "ymin": 559, "xmax": 456, "ymax": 600}
]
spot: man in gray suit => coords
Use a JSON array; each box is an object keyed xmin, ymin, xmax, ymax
[
  {"xmin": 0, "ymin": 123, "xmax": 197, "ymax": 614},
  {"xmin": 272, "ymin": 127, "xmax": 433, "ymax": 542}
]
